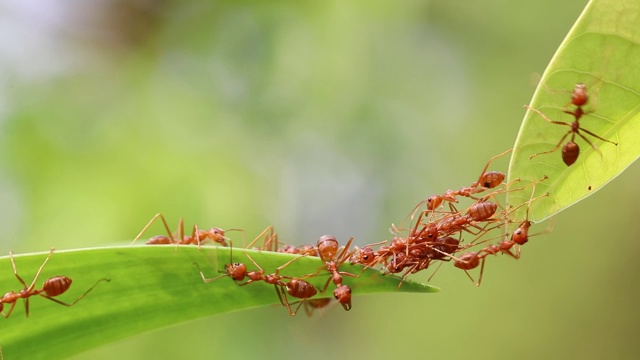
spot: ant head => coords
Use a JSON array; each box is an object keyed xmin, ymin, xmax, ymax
[
  {"xmin": 352, "ymin": 246, "xmax": 376, "ymax": 265},
  {"xmin": 417, "ymin": 223, "xmax": 438, "ymax": 241},
  {"xmin": 572, "ymin": 83, "xmax": 588, "ymax": 106},
  {"xmin": 511, "ymin": 221, "xmax": 531, "ymax": 245},
  {"xmin": 209, "ymin": 228, "xmax": 225, "ymax": 238},
  {"xmin": 426, "ymin": 195, "xmax": 442, "ymax": 210},
  {"xmin": 226, "ymin": 263, "xmax": 247, "ymax": 281},
  {"xmin": 562, "ymin": 141, "xmax": 580, "ymax": 166},
  {"xmin": 317, "ymin": 235, "xmax": 339, "ymax": 261},
  {"xmin": 333, "ymin": 285, "xmax": 352, "ymax": 311},
  {"xmin": 386, "ymin": 253, "xmax": 406, "ymax": 273},
  {"xmin": 200, "ymin": 228, "xmax": 228, "ymax": 246}
]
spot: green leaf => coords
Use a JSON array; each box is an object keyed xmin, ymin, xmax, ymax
[
  {"xmin": 507, "ymin": 0, "xmax": 640, "ymax": 222},
  {"xmin": 0, "ymin": 246, "xmax": 437, "ymax": 360}
]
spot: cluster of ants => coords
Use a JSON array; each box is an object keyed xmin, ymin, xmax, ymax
[
  {"xmin": 128, "ymin": 147, "xmax": 549, "ymax": 316},
  {"xmin": 127, "ymin": 82, "xmax": 619, "ymax": 316},
  {"xmin": 0, "ymin": 82, "xmax": 617, "ymax": 320},
  {"xmin": 121, "ymin": 82, "xmax": 620, "ymax": 317}
]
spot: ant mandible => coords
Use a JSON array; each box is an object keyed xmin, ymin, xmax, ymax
[{"xmin": 1, "ymin": 248, "xmax": 110, "ymax": 318}]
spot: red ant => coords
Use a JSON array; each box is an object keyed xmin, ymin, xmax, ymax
[
  {"xmin": 316, "ymin": 235, "xmax": 358, "ymax": 311},
  {"xmin": 197, "ymin": 248, "xmax": 319, "ymax": 316},
  {"xmin": 349, "ymin": 240, "xmax": 391, "ymax": 269},
  {"xmin": 433, "ymin": 199, "xmax": 499, "ymax": 238},
  {"xmin": 1, "ymin": 248, "xmax": 110, "ymax": 318},
  {"xmin": 526, "ymin": 83, "xmax": 617, "ymax": 166},
  {"xmin": 453, "ymin": 190, "xmax": 549, "ymax": 285},
  {"xmin": 274, "ymin": 277, "xmax": 320, "ymax": 316},
  {"xmin": 428, "ymin": 175, "xmax": 546, "ymax": 239},
  {"xmin": 421, "ymin": 148, "xmax": 512, "ymax": 212},
  {"xmin": 406, "ymin": 175, "xmax": 532, "ymax": 245},
  {"xmin": 132, "ymin": 213, "xmax": 242, "ymax": 250}
]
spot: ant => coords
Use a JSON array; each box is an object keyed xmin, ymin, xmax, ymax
[
  {"xmin": 433, "ymin": 199, "xmax": 500, "ymax": 238},
  {"xmin": 132, "ymin": 213, "xmax": 242, "ymax": 250},
  {"xmin": 197, "ymin": 247, "xmax": 319, "ymax": 316},
  {"xmin": 526, "ymin": 83, "xmax": 617, "ymax": 166},
  {"xmin": 425, "ymin": 148, "xmax": 512, "ymax": 211},
  {"xmin": 453, "ymin": 189, "xmax": 550, "ymax": 285},
  {"xmin": 316, "ymin": 235, "xmax": 358, "ymax": 311},
  {"xmin": 1, "ymin": 248, "xmax": 110, "ymax": 318}
]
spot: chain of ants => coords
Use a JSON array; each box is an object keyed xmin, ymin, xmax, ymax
[
  {"xmin": 130, "ymin": 147, "xmax": 549, "ymax": 317},
  {"xmin": 0, "ymin": 83, "xmax": 612, "ymax": 322},
  {"xmin": 130, "ymin": 82, "xmax": 621, "ymax": 316}
]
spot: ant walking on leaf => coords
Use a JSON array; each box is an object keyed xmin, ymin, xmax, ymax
[
  {"xmin": 196, "ymin": 244, "xmax": 319, "ymax": 316},
  {"xmin": 132, "ymin": 213, "xmax": 242, "ymax": 250},
  {"xmin": 1, "ymin": 248, "xmax": 110, "ymax": 318},
  {"xmin": 526, "ymin": 83, "xmax": 617, "ymax": 166}
]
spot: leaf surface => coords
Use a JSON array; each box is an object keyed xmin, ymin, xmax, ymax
[{"xmin": 508, "ymin": 0, "xmax": 640, "ymax": 222}]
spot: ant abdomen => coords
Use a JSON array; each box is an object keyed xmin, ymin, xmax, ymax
[
  {"xmin": 42, "ymin": 276, "xmax": 72, "ymax": 297},
  {"xmin": 562, "ymin": 141, "xmax": 579, "ymax": 166}
]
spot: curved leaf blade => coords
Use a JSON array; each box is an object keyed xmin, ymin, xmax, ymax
[
  {"xmin": 508, "ymin": 0, "xmax": 640, "ymax": 222},
  {"xmin": 0, "ymin": 246, "xmax": 437, "ymax": 360}
]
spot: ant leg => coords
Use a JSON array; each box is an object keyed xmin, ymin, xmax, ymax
[
  {"xmin": 189, "ymin": 223, "xmax": 202, "ymax": 250},
  {"xmin": 224, "ymin": 228, "xmax": 246, "ymax": 248},
  {"xmin": 529, "ymin": 131, "xmax": 571, "ymax": 160},
  {"xmin": 578, "ymin": 126, "xmax": 617, "ymax": 146},
  {"xmin": 195, "ymin": 262, "xmax": 229, "ymax": 283},
  {"xmin": 1, "ymin": 303, "xmax": 17, "ymax": 319},
  {"xmin": 427, "ymin": 262, "xmax": 445, "ymax": 282},
  {"xmin": 14, "ymin": 248, "xmax": 54, "ymax": 292},
  {"xmin": 11, "ymin": 248, "xmax": 54, "ymax": 317},
  {"xmin": 475, "ymin": 257, "xmax": 487, "ymax": 286},
  {"xmin": 336, "ymin": 237, "xmax": 355, "ymax": 264},
  {"xmin": 274, "ymin": 254, "xmax": 312, "ymax": 277},
  {"xmin": 462, "ymin": 269, "xmax": 477, "ymax": 285},
  {"xmin": 320, "ymin": 276, "xmax": 333, "ymax": 295},
  {"xmin": 524, "ymin": 105, "xmax": 574, "ymax": 128},
  {"xmin": 40, "ymin": 278, "xmax": 110, "ymax": 306},
  {"xmin": 131, "ymin": 213, "xmax": 177, "ymax": 245},
  {"xmin": 289, "ymin": 300, "xmax": 305, "ymax": 316},
  {"xmin": 246, "ymin": 226, "xmax": 275, "ymax": 250},
  {"xmin": 264, "ymin": 232, "xmax": 279, "ymax": 253},
  {"xmin": 274, "ymin": 284, "xmax": 302, "ymax": 316},
  {"xmin": 244, "ymin": 254, "xmax": 265, "ymax": 273},
  {"xmin": 474, "ymin": 148, "xmax": 512, "ymax": 184}
]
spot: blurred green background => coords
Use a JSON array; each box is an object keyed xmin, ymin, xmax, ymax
[{"xmin": 2, "ymin": 1, "xmax": 639, "ymax": 359}]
